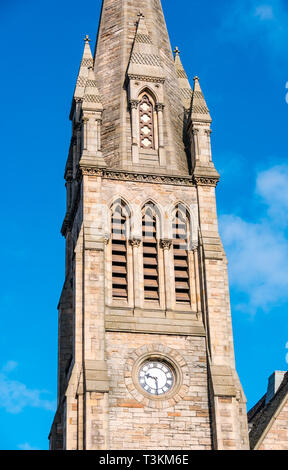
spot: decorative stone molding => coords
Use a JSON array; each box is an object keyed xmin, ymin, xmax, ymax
[
  {"xmin": 193, "ymin": 175, "xmax": 219, "ymax": 187},
  {"xmin": 80, "ymin": 167, "xmax": 104, "ymax": 177},
  {"xmin": 160, "ymin": 239, "xmax": 172, "ymax": 250},
  {"xmin": 128, "ymin": 74, "xmax": 165, "ymax": 84},
  {"xmin": 124, "ymin": 344, "xmax": 190, "ymax": 409}
]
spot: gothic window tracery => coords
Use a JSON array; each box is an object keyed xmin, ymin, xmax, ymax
[{"xmin": 139, "ymin": 94, "xmax": 155, "ymax": 150}]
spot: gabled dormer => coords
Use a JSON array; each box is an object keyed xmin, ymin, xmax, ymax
[{"xmin": 127, "ymin": 13, "xmax": 166, "ymax": 167}]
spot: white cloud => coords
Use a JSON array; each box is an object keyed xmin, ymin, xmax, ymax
[
  {"xmin": 219, "ymin": 0, "xmax": 288, "ymax": 58},
  {"xmin": 219, "ymin": 164, "xmax": 288, "ymax": 314},
  {"xmin": 256, "ymin": 165, "xmax": 288, "ymax": 224},
  {"xmin": 255, "ymin": 5, "xmax": 275, "ymax": 20},
  {"xmin": 0, "ymin": 362, "xmax": 56, "ymax": 415},
  {"xmin": 18, "ymin": 443, "xmax": 40, "ymax": 451},
  {"xmin": 2, "ymin": 361, "xmax": 18, "ymax": 373}
]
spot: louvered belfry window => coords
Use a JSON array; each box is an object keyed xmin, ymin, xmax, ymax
[
  {"xmin": 142, "ymin": 205, "xmax": 159, "ymax": 301},
  {"xmin": 111, "ymin": 204, "xmax": 128, "ymax": 300},
  {"xmin": 139, "ymin": 94, "xmax": 155, "ymax": 150},
  {"xmin": 173, "ymin": 208, "xmax": 191, "ymax": 304}
]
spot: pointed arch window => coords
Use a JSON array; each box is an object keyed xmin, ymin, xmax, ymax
[
  {"xmin": 173, "ymin": 206, "xmax": 191, "ymax": 304},
  {"xmin": 142, "ymin": 204, "xmax": 159, "ymax": 301},
  {"xmin": 139, "ymin": 94, "xmax": 155, "ymax": 150},
  {"xmin": 111, "ymin": 202, "xmax": 129, "ymax": 300}
]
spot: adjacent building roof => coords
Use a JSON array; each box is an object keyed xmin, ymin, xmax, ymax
[{"xmin": 248, "ymin": 371, "xmax": 288, "ymax": 449}]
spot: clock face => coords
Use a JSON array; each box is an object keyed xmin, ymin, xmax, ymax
[{"xmin": 138, "ymin": 361, "xmax": 174, "ymax": 396}]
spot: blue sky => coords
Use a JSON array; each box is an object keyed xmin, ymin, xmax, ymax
[{"xmin": 0, "ymin": 0, "xmax": 287, "ymax": 450}]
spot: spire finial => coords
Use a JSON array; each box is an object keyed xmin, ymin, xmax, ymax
[
  {"xmin": 193, "ymin": 76, "xmax": 199, "ymax": 82},
  {"xmin": 137, "ymin": 11, "xmax": 145, "ymax": 19},
  {"xmin": 174, "ymin": 46, "xmax": 180, "ymax": 56},
  {"xmin": 84, "ymin": 34, "xmax": 91, "ymax": 43}
]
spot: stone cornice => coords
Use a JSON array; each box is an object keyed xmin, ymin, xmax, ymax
[
  {"xmin": 78, "ymin": 166, "xmax": 220, "ymax": 187},
  {"xmin": 79, "ymin": 166, "xmax": 196, "ymax": 187}
]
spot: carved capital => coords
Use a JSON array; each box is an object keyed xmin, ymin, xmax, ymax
[
  {"xmin": 103, "ymin": 235, "xmax": 110, "ymax": 245},
  {"xmin": 129, "ymin": 238, "xmax": 141, "ymax": 248},
  {"xmin": 204, "ymin": 129, "xmax": 212, "ymax": 137},
  {"xmin": 160, "ymin": 239, "xmax": 173, "ymax": 250},
  {"xmin": 129, "ymin": 99, "xmax": 139, "ymax": 110},
  {"xmin": 156, "ymin": 103, "xmax": 165, "ymax": 112}
]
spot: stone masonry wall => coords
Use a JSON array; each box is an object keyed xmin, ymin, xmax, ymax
[{"xmin": 105, "ymin": 332, "xmax": 212, "ymax": 450}]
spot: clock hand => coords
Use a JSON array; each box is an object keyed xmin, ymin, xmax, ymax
[
  {"xmin": 145, "ymin": 374, "xmax": 159, "ymax": 392},
  {"xmin": 154, "ymin": 376, "xmax": 159, "ymax": 395}
]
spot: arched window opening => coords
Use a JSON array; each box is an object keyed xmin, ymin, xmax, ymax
[
  {"xmin": 173, "ymin": 207, "xmax": 190, "ymax": 304},
  {"xmin": 111, "ymin": 203, "xmax": 129, "ymax": 300},
  {"xmin": 139, "ymin": 94, "xmax": 155, "ymax": 150},
  {"xmin": 142, "ymin": 205, "xmax": 159, "ymax": 301}
]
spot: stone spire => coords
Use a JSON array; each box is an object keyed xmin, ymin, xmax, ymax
[
  {"xmin": 190, "ymin": 76, "xmax": 212, "ymax": 124},
  {"xmin": 174, "ymin": 47, "xmax": 193, "ymax": 111},
  {"xmin": 93, "ymin": 0, "xmax": 189, "ymax": 175}
]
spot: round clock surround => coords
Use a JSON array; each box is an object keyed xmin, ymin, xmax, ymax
[{"xmin": 124, "ymin": 344, "xmax": 190, "ymax": 409}]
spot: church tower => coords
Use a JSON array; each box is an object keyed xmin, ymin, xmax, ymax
[{"xmin": 49, "ymin": 0, "xmax": 249, "ymax": 450}]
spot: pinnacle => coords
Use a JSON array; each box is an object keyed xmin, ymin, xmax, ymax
[
  {"xmin": 174, "ymin": 46, "xmax": 192, "ymax": 111},
  {"xmin": 70, "ymin": 36, "xmax": 94, "ymax": 118},
  {"xmin": 190, "ymin": 76, "xmax": 212, "ymax": 123}
]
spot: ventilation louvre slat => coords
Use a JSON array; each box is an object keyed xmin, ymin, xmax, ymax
[
  {"xmin": 173, "ymin": 210, "xmax": 190, "ymax": 304},
  {"xmin": 112, "ymin": 206, "xmax": 128, "ymax": 300},
  {"xmin": 142, "ymin": 208, "xmax": 159, "ymax": 302}
]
